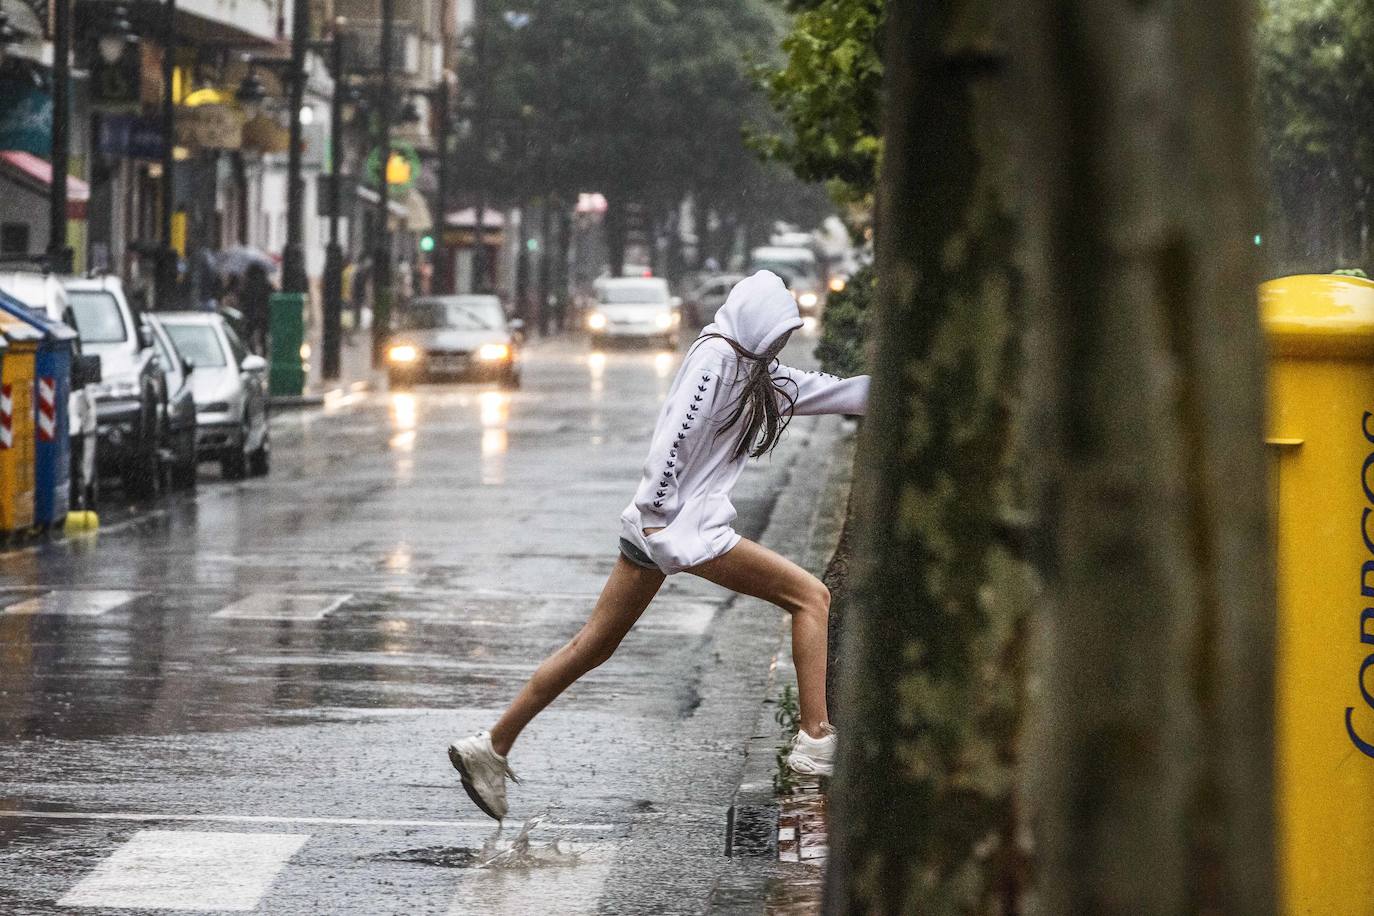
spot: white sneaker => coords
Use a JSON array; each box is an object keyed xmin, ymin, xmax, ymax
[
  {"xmin": 448, "ymin": 731, "xmax": 519, "ymax": 820},
  {"xmin": 786, "ymin": 724, "xmax": 837, "ymax": 777}
]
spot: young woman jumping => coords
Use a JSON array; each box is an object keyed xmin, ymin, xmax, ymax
[{"xmin": 448, "ymin": 270, "xmax": 870, "ymax": 820}]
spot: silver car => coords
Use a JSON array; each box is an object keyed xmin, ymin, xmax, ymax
[
  {"xmin": 156, "ymin": 312, "xmax": 269, "ymax": 480},
  {"xmin": 385, "ymin": 294, "xmax": 523, "ymax": 389},
  {"xmin": 586, "ymin": 277, "xmax": 681, "ymax": 347}
]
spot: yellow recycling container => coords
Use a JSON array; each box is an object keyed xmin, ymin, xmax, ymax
[
  {"xmin": 0, "ymin": 310, "xmax": 39, "ymax": 538},
  {"xmin": 1264, "ymin": 273, "xmax": 1374, "ymax": 914}
]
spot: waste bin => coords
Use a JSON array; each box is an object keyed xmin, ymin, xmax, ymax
[
  {"xmin": 0, "ymin": 294, "xmax": 75, "ymax": 530},
  {"xmin": 268, "ymin": 291, "xmax": 305, "ymax": 397},
  {"xmin": 0, "ymin": 310, "xmax": 40, "ymax": 538},
  {"xmin": 1263, "ymin": 272, "xmax": 1374, "ymax": 914}
]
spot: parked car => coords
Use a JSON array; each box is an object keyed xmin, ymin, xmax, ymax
[
  {"xmin": 586, "ymin": 277, "xmax": 681, "ymax": 348},
  {"xmin": 386, "ymin": 294, "xmax": 523, "ymax": 389},
  {"xmin": 63, "ymin": 275, "xmax": 170, "ymax": 499},
  {"xmin": 142, "ymin": 314, "xmax": 199, "ymax": 490},
  {"xmin": 683, "ymin": 273, "xmax": 743, "ymax": 328},
  {"xmin": 0, "ymin": 271, "xmax": 100, "ymax": 509},
  {"xmin": 748, "ymin": 246, "xmax": 825, "ymax": 316},
  {"xmin": 156, "ymin": 312, "xmax": 269, "ymax": 480}
]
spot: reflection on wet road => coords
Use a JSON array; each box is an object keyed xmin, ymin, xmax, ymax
[{"xmin": 0, "ymin": 332, "xmax": 828, "ymax": 914}]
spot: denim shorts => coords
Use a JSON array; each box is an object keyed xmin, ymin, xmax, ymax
[{"xmin": 618, "ymin": 537, "xmax": 659, "ymax": 571}]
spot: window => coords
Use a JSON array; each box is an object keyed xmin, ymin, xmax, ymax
[
  {"xmin": 67, "ymin": 291, "xmax": 130, "ymax": 343},
  {"xmin": 1, "ymin": 223, "xmax": 29, "ymax": 256},
  {"xmin": 223, "ymin": 323, "xmax": 249, "ymax": 365},
  {"xmin": 164, "ymin": 323, "xmax": 228, "ymax": 368}
]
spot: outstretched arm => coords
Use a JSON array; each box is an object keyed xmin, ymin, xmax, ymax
[{"xmin": 773, "ymin": 364, "xmax": 870, "ymax": 416}]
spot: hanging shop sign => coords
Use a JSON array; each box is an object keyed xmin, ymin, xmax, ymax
[
  {"xmin": 0, "ymin": 75, "xmax": 50, "ymax": 157},
  {"xmin": 241, "ymin": 114, "xmax": 289, "ymax": 154},
  {"xmin": 173, "ymin": 104, "xmax": 244, "ymax": 151},
  {"xmin": 96, "ymin": 113, "xmax": 165, "ymax": 160}
]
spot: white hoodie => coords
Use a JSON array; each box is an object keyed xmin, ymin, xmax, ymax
[{"xmin": 619, "ymin": 270, "xmax": 870, "ymax": 574}]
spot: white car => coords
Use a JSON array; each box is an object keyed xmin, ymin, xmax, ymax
[
  {"xmin": 0, "ymin": 271, "xmax": 100, "ymax": 509},
  {"xmin": 748, "ymin": 246, "xmax": 825, "ymax": 315},
  {"xmin": 587, "ymin": 277, "xmax": 681, "ymax": 347},
  {"xmin": 156, "ymin": 312, "xmax": 269, "ymax": 480}
]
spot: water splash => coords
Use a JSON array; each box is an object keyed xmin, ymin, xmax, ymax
[{"xmin": 478, "ymin": 814, "xmax": 582, "ymax": 870}]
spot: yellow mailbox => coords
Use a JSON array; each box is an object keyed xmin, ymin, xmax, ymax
[
  {"xmin": 1264, "ymin": 272, "xmax": 1374, "ymax": 914},
  {"xmin": 0, "ymin": 310, "xmax": 39, "ymax": 538}
]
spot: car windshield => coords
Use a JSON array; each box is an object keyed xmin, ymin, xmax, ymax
[
  {"xmin": 599, "ymin": 282, "xmax": 668, "ymax": 305},
  {"xmin": 164, "ymin": 323, "xmax": 227, "ymax": 368},
  {"xmin": 398, "ymin": 297, "xmax": 505, "ymax": 331},
  {"xmin": 751, "ymin": 261, "xmax": 817, "ymax": 287},
  {"xmin": 66, "ymin": 290, "xmax": 128, "ymax": 343}
]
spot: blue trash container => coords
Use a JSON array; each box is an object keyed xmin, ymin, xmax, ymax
[{"xmin": 0, "ymin": 292, "xmax": 75, "ymax": 530}]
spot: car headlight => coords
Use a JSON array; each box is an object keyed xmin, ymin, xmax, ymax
[
  {"xmin": 829, "ymin": 276, "xmax": 847, "ymax": 293},
  {"xmin": 655, "ymin": 312, "xmax": 673, "ymax": 329},
  {"xmin": 94, "ymin": 379, "xmax": 140, "ymax": 399},
  {"xmin": 478, "ymin": 342, "xmax": 511, "ymax": 362},
  {"xmin": 799, "ymin": 292, "xmax": 819, "ymax": 308},
  {"xmin": 201, "ymin": 402, "xmax": 231, "ymax": 413},
  {"xmin": 388, "ymin": 344, "xmax": 419, "ymax": 364},
  {"xmin": 587, "ymin": 312, "xmax": 607, "ymax": 331}
]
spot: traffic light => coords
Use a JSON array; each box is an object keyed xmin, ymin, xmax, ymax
[{"xmin": 419, "ymin": 234, "xmax": 436, "ymax": 253}]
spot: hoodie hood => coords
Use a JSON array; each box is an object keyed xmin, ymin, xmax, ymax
[{"xmin": 703, "ymin": 270, "xmax": 802, "ymax": 354}]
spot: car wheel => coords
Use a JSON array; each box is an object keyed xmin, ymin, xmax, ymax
[
  {"xmin": 249, "ymin": 426, "xmax": 270, "ymax": 477},
  {"xmin": 499, "ymin": 368, "xmax": 521, "ymax": 390},
  {"xmin": 222, "ymin": 423, "xmax": 248, "ymax": 480},
  {"xmin": 388, "ymin": 370, "xmax": 414, "ymax": 390}
]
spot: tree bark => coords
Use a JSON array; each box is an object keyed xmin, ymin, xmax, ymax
[
  {"xmin": 825, "ymin": 0, "xmax": 1028, "ymax": 911},
  {"xmin": 1012, "ymin": 1, "xmax": 1274, "ymax": 913}
]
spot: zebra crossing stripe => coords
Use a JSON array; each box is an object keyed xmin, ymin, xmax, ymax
[
  {"xmin": 35, "ymin": 376, "xmax": 55, "ymax": 442},
  {"xmin": 57, "ymin": 830, "xmax": 309, "ymax": 911},
  {"xmin": 0, "ymin": 383, "xmax": 12, "ymax": 450},
  {"xmin": 213, "ymin": 592, "xmax": 353, "ymax": 620},
  {"xmin": 1, "ymin": 590, "xmax": 143, "ymax": 616}
]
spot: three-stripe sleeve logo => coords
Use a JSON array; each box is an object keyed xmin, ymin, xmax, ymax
[{"xmin": 35, "ymin": 377, "xmax": 56, "ymax": 442}]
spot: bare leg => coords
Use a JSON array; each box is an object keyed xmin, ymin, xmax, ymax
[
  {"xmin": 687, "ymin": 538, "xmax": 831, "ymax": 736},
  {"xmin": 489, "ymin": 556, "xmax": 665, "ymax": 756}
]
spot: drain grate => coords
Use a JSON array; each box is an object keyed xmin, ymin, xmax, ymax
[{"xmin": 725, "ymin": 803, "xmax": 777, "ymax": 857}]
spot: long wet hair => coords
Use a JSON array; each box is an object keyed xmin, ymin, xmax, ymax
[{"xmin": 693, "ymin": 331, "xmax": 798, "ymax": 460}]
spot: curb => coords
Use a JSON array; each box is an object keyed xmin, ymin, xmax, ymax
[
  {"xmin": 728, "ymin": 419, "xmax": 855, "ymax": 827},
  {"xmin": 269, "ymin": 378, "xmax": 374, "ymax": 409}
]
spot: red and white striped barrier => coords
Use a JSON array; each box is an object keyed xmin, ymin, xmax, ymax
[
  {"xmin": 0, "ymin": 383, "xmax": 12, "ymax": 450},
  {"xmin": 35, "ymin": 377, "xmax": 55, "ymax": 443}
]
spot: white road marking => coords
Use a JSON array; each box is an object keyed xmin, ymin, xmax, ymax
[
  {"xmin": 213, "ymin": 592, "xmax": 353, "ymax": 621},
  {"xmin": 1, "ymin": 590, "xmax": 142, "ymax": 617},
  {"xmin": 0, "ymin": 810, "xmax": 616, "ymax": 832},
  {"xmin": 445, "ymin": 843, "xmax": 616, "ymax": 916},
  {"xmin": 58, "ymin": 829, "xmax": 308, "ymax": 911}
]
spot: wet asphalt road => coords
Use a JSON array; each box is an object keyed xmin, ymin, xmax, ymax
[{"xmin": 0, "ymin": 329, "xmax": 836, "ymax": 915}]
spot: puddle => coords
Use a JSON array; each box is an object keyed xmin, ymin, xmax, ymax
[{"xmin": 372, "ymin": 814, "xmax": 583, "ymax": 871}]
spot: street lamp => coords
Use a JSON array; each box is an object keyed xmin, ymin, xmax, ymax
[
  {"xmin": 155, "ymin": 0, "xmax": 179, "ymax": 309},
  {"xmin": 371, "ymin": 0, "xmax": 395, "ymax": 368},
  {"xmin": 46, "ymin": 0, "xmax": 73, "ymax": 273},
  {"xmin": 321, "ymin": 18, "xmax": 347, "ymax": 380},
  {"xmin": 279, "ymin": 0, "xmax": 311, "ymax": 295}
]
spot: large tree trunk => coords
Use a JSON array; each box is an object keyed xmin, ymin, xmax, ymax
[
  {"xmin": 1013, "ymin": 1, "xmax": 1274, "ymax": 913},
  {"xmin": 825, "ymin": 0, "xmax": 1027, "ymax": 911}
]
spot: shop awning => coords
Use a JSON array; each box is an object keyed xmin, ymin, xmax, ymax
[{"xmin": 0, "ymin": 151, "xmax": 90, "ymax": 219}]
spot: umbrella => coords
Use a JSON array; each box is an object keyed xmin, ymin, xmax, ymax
[{"xmin": 217, "ymin": 246, "xmax": 276, "ymax": 276}]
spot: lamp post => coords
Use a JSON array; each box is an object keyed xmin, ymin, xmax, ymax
[
  {"xmin": 46, "ymin": 0, "xmax": 73, "ymax": 273},
  {"xmin": 321, "ymin": 20, "xmax": 346, "ymax": 379},
  {"xmin": 155, "ymin": 0, "xmax": 178, "ymax": 308},
  {"xmin": 280, "ymin": 0, "xmax": 309, "ymax": 294},
  {"xmin": 370, "ymin": 0, "xmax": 393, "ymax": 367}
]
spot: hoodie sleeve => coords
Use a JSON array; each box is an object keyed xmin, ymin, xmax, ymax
[
  {"xmin": 773, "ymin": 364, "xmax": 870, "ymax": 416},
  {"xmin": 634, "ymin": 362, "xmax": 726, "ymax": 529}
]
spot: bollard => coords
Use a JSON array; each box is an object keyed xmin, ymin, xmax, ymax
[
  {"xmin": 268, "ymin": 291, "xmax": 306, "ymax": 397},
  {"xmin": 1264, "ymin": 273, "xmax": 1374, "ymax": 913}
]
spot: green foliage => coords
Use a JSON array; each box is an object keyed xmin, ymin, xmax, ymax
[
  {"xmin": 813, "ymin": 265, "xmax": 874, "ymax": 376},
  {"xmin": 462, "ymin": 0, "xmax": 817, "ymax": 233},
  {"xmin": 752, "ymin": 0, "xmax": 886, "ymax": 203},
  {"xmin": 1258, "ymin": 0, "xmax": 1374, "ymax": 271},
  {"xmin": 773, "ymin": 683, "xmax": 802, "ymax": 793}
]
